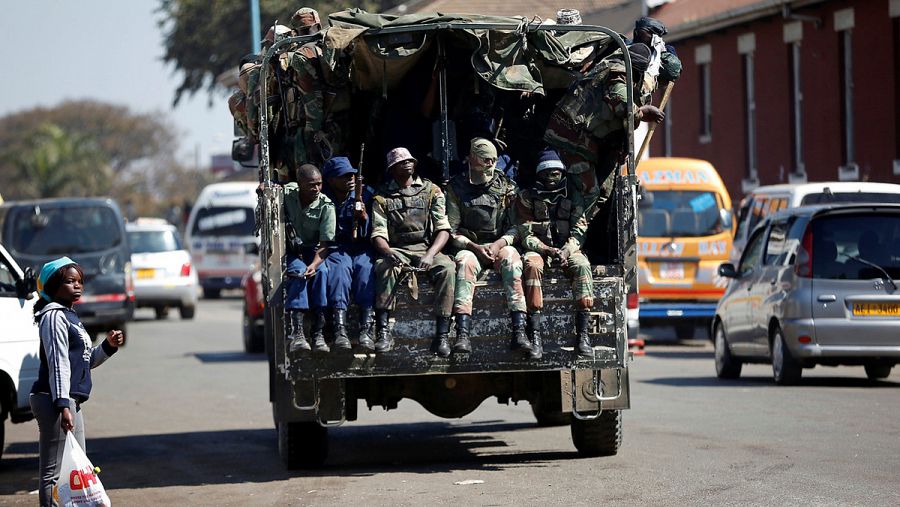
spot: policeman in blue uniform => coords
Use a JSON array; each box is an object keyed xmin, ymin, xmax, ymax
[{"xmin": 322, "ymin": 157, "xmax": 377, "ymax": 351}]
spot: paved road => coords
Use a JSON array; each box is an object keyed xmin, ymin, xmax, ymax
[{"xmin": 3, "ymin": 298, "xmax": 899, "ymax": 506}]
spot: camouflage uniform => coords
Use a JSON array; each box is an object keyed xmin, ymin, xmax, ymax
[
  {"xmin": 371, "ymin": 176, "xmax": 455, "ymax": 317},
  {"xmin": 287, "ymin": 42, "xmax": 325, "ymax": 166}
]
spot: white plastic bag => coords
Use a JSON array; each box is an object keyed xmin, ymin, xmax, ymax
[{"xmin": 56, "ymin": 432, "xmax": 111, "ymax": 507}]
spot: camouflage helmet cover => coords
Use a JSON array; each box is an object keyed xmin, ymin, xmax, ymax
[
  {"xmin": 290, "ymin": 7, "xmax": 321, "ymax": 30},
  {"xmin": 262, "ymin": 24, "xmax": 292, "ymax": 45}
]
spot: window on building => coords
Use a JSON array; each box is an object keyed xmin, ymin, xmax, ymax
[
  {"xmin": 838, "ymin": 29, "xmax": 855, "ymax": 165},
  {"xmin": 789, "ymin": 42, "xmax": 804, "ymax": 174},
  {"xmin": 699, "ymin": 62, "xmax": 712, "ymax": 141},
  {"xmin": 742, "ymin": 53, "xmax": 757, "ymax": 181}
]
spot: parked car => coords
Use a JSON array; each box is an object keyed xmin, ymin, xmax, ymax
[
  {"xmin": 1, "ymin": 198, "xmax": 134, "ymax": 340},
  {"xmin": 0, "ymin": 242, "xmax": 40, "ymax": 460},
  {"xmin": 126, "ymin": 218, "xmax": 198, "ymax": 319},
  {"xmin": 241, "ymin": 265, "xmax": 264, "ymax": 353},
  {"xmin": 713, "ymin": 204, "xmax": 900, "ymax": 384},
  {"xmin": 731, "ymin": 182, "xmax": 900, "ymax": 263}
]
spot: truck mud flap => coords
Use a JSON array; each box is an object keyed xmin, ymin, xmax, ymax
[{"xmin": 560, "ymin": 367, "xmax": 630, "ymax": 418}]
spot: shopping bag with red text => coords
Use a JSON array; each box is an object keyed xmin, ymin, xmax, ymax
[{"xmin": 57, "ymin": 432, "xmax": 111, "ymax": 507}]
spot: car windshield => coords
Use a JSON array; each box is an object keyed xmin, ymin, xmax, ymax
[
  {"xmin": 191, "ymin": 206, "xmax": 254, "ymax": 237},
  {"xmin": 812, "ymin": 213, "xmax": 900, "ymax": 279},
  {"xmin": 638, "ymin": 191, "xmax": 725, "ymax": 237},
  {"xmin": 8, "ymin": 205, "xmax": 123, "ymax": 255},
  {"xmin": 800, "ymin": 192, "xmax": 900, "ymax": 205},
  {"xmin": 128, "ymin": 230, "xmax": 183, "ymax": 253}
]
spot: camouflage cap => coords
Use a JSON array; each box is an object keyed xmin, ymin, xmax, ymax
[
  {"xmin": 556, "ymin": 9, "xmax": 582, "ymax": 25},
  {"xmin": 291, "ymin": 7, "xmax": 321, "ymax": 30},
  {"xmin": 469, "ymin": 138, "xmax": 497, "ymax": 160},
  {"xmin": 262, "ymin": 24, "xmax": 292, "ymax": 45},
  {"xmin": 385, "ymin": 147, "xmax": 417, "ymax": 169}
]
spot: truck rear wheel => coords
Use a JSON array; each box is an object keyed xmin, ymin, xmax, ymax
[
  {"xmin": 570, "ymin": 410, "xmax": 622, "ymax": 457},
  {"xmin": 278, "ymin": 421, "xmax": 328, "ymax": 469},
  {"xmin": 530, "ymin": 398, "xmax": 572, "ymax": 427}
]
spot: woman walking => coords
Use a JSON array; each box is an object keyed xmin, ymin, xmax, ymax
[{"xmin": 29, "ymin": 256, "xmax": 123, "ymax": 506}]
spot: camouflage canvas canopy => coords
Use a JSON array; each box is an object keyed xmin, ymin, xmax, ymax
[{"xmin": 321, "ymin": 9, "xmax": 621, "ymax": 95}]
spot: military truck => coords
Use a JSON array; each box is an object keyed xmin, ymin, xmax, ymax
[{"xmin": 251, "ymin": 10, "xmax": 641, "ymax": 468}]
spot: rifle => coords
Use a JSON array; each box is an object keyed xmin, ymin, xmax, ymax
[{"xmin": 352, "ymin": 143, "xmax": 365, "ymax": 239}]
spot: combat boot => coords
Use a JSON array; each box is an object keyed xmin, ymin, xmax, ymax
[
  {"xmin": 510, "ymin": 311, "xmax": 533, "ymax": 355},
  {"xmin": 527, "ymin": 312, "xmax": 543, "ymax": 360},
  {"xmin": 452, "ymin": 314, "xmax": 472, "ymax": 354},
  {"xmin": 357, "ymin": 308, "xmax": 376, "ymax": 352},
  {"xmin": 311, "ymin": 309, "xmax": 330, "ymax": 353},
  {"xmin": 287, "ymin": 311, "xmax": 310, "ymax": 353},
  {"xmin": 374, "ymin": 309, "xmax": 393, "ymax": 353},
  {"xmin": 432, "ymin": 316, "xmax": 452, "ymax": 358},
  {"xmin": 332, "ymin": 308, "xmax": 351, "ymax": 351},
  {"xmin": 575, "ymin": 310, "xmax": 593, "ymax": 357}
]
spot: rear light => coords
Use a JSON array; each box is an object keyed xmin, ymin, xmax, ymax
[
  {"xmin": 180, "ymin": 261, "xmax": 191, "ymax": 277},
  {"xmin": 627, "ymin": 292, "xmax": 639, "ymax": 309},
  {"xmin": 795, "ymin": 224, "xmax": 814, "ymax": 278},
  {"xmin": 798, "ymin": 335, "xmax": 812, "ymax": 344}
]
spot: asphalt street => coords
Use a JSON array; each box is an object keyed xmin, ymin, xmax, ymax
[{"xmin": 2, "ymin": 297, "xmax": 898, "ymax": 506}]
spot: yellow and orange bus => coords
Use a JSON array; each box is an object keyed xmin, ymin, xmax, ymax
[{"xmin": 636, "ymin": 158, "xmax": 733, "ymax": 340}]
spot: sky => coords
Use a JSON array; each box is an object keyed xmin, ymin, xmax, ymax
[{"xmin": 1, "ymin": 0, "xmax": 236, "ymax": 169}]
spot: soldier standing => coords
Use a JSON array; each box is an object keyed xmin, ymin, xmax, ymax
[
  {"xmin": 287, "ymin": 8, "xmax": 327, "ymax": 167},
  {"xmin": 371, "ymin": 148, "xmax": 456, "ymax": 354},
  {"xmin": 516, "ymin": 149, "xmax": 595, "ymax": 357},
  {"xmin": 322, "ymin": 157, "xmax": 376, "ymax": 351},
  {"xmin": 284, "ymin": 164, "xmax": 335, "ymax": 353},
  {"xmin": 446, "ymin": 138, "xmax": 530, "ymax": 357}
]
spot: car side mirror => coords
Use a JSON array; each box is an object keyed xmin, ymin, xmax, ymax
[
  {"xmin": 232, "ymin": 137, "xmax": 258, "ymax": 167},
  {"xmin": 16, "ymin": 267, "xmax": 37, "ymax": 300},
  {"xmin": 718, "ymin": 263, "xmax": 738, "ymax": 278}
]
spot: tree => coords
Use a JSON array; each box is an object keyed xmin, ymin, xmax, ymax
[{"xmin": 157, "ymin": 0, "xmax": 398, "ymax": 105}]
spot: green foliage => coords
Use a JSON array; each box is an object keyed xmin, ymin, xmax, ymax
[{"xmin": 157, "ymin": 0, "xmax": 394, "ymax": 105}]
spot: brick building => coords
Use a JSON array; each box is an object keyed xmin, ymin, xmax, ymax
[{"xmin": 651, "ymin": 0, "xmax": 900, "ymax": 200}]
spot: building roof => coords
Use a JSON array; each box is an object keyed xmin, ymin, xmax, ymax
[{"xmin": 652, "ymin": 0, "xmax": 827, "ymax": 41}]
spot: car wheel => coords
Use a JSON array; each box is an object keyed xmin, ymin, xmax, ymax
[
  {"xmin": 675, "ymin": 323, "xmax": 694, "ymax": 340},
  {"xmin": 203, "ymin": 288, "xmax": 221, "ymax": 299},
  {"xmin": 180, "ymin": 305, "xmax": 196, "ymax": 320},
  {"xmin": 0, "ymin": 418, "xmax": 5, "ymax": 461},
  {"xmin": 154, "ymin": 307, "xmax": 169, "ymax": 320},
  {"xmin": 864, "ymin": 362, "xmax": 893, "ymax": 380},
  {"xmin": 771, "ymin": 327, "xmax": 802, "ymax": 385},
  {"xmin": 714, "ymin": 322, "xmax": 742, "ymax": 379}
]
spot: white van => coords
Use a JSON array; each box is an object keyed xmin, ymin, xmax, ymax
[
  {"xmin": 185, "ymin": 182, "xmax": 259, "ymax": 299},
  {"xmin": 731, "ymin": 181, "xmax": 900, "ymax": 263}
]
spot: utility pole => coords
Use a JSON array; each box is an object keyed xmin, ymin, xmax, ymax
[{"xmin": 250, "ymin": 0, "xmax": 261, "ymax": 54}]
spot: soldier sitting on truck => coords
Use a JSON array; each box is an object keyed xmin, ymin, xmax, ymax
[
  {"xmin": 284, "ymin": 164, "xmax": 336, "ymax": 354},
  {"xmin": 516, "ymin": 148, "xmax": 595, "ymax": 358},
  {"xmin": 322, "ymin": 156, "xmax": 377, "ymax": 351},
  {"xmin": 544, "ymin": 43, "xmax": 665, "ymax": 221},
  {"xmin": 446, "ymin": 138, "xmax": 531, "ymax": 357},
  {"xmin": 371, "ymin": 147, "xmax": 456, "ymax": 354}
]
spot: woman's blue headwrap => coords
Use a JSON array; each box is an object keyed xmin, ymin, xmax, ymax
[{"xmin": 37, "ymin": 256, "xmax": 76, "ymax": 301}]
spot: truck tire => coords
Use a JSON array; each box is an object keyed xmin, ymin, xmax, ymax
[
  {"xmin": 714, "ymin": 322, "xmax": 742, "ymax": 379},
  {"xmin": 864, "ymin": 362, "xmax": 893, "ymax": 380},
  {"xmin": 278, "ymin": 421, "xmax": 328, "ymax": 469},
  {"xmin": 570, "ymin": 410, "xmax": 622, "ymax": 457},
  {"xmin": 0, "ymin": 419, "xmax": 5, "ymax": 461},
  {"xmin": 243, "ymin": 303, "xmax": 264, "ymax": 353},
  {"xmin": 771, "ymin": 327, "xmax": 802, "ymax": 385},
  {"xmin": 530, "ymin": 399, "xmax": 572, "ymax": 427}
]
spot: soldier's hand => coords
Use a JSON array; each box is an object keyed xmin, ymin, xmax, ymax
[
  {"xmin": 558, "ymin": 248, "xmax": 571, "ymax": 267},
  {"xmin": 312, "ymin": 130, "xmax": 327, "ymax": 143},
  {"xmin": 387, "ymin": 250, "xmax": 404, "ymax": 267},
  {"xmin": 471, "ymin": 244, "xmax": 494, "ymax": 264},
  {"xmin": 639, "ymin": 105, "xmax": 665, "ymax": 124},
  {"xmin": 417, "ymin": 253, "xmax": 435, "ymax": 270},
  {"xmin": 354, "ymin": 203, "xmax": 368, "ymax": 222},
  {"xmin": 487, "ymin": 240, "xmax": 505, "ymax": 259},
  {"xmin": 303, "ymin": 265, "xmax": 317, "ymax": 279}
]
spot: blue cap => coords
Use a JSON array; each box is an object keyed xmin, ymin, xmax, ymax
[
  {"xmin": 536, "ymin": 148, "xmax": 565, "ymax": 173},
  {"xmin": 322, "ymin": 157, "xmax": 357, "ymax": 179},
  {"xmin": 37, "ymin": 256, "xmax": 76, "ymax": 301}
]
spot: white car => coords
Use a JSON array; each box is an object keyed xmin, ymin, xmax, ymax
[
  {"xmin": 0, "ymin": 242, "xmax": 40, "ymax": 460},
  {"xmin": 126, "ymin": 219, "xmax": 198, "ymax": 319}
]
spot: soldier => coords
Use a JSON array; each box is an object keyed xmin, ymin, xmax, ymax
[
  {"xmin": 544, "ymin": 43, "xmax": 665, "ymax": 221},
  {"xmin": 322, "ymin": 156, "xmax": 376, "ymax": 351},
  {"xmin": 287, "ymin": 8, "xmax": 328, "ymax": 167},
  {"xmin": 371, "ymin": 147, "xmax": 456, "ymax": 354},
  {"xmin": 283, "ymin": 164, "xmax": 336, "ymax": 353},
  {"xmin": 516, "ymin": 149, "xmax": 594, "ymax": 357},
  {"xmin": 630, "ymin": 17, "xmax": 682, "ymax": 94},
  {"xmin": 446, "ymin": 138, "xmax": 530, "ymax": 357}
]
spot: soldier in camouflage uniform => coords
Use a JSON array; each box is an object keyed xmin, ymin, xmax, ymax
[
  {"xmin": 287, "ymin": 8, "xmax": 328, "ymax": 168},
  {"xmin": 283, "ymin": 164, "xmax": 336, "ymax": 354},
  {"xmin": 544, "ymin": 43, "xmax": 664, "ymax": 221},
  {"xmin": 446, "ymin": 138, "xmax": 530, "ymax": 357},
  {"xmin": 371, "ymin": 147, "xmax": 456, "ymax": 354},
  {"xmin": 516, "ymin": 149, "xmax": 594, "ymax": 357}
]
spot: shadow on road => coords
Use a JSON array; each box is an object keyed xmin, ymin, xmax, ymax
[
  {"xmin": 644, "ymin": 349, "xmax": 714, "ymax": 360},
  {"xmin": 641, "ymin": 375, "xmax": 900, "ymax": 388},
  {"xmin": 192, "ymin": 351, "xmax": 266, "ymax": 363},
  {"xmin": 0, "ymin": 419, "xmax": 576, "ymax": 493}
]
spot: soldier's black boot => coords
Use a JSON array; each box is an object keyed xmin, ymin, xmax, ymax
[
  {"xmin": 452, "ymin": 313, "xmax": 472, "ymax": 354},
  {"xmin": 575, "ymin": 310, "xmax": 593, "ymax": 357},
  {"xmin": 432, "ymin": 316, "xmax": 452, "ymax": 358},
  {"xmin": 374, "ymin": 309, "xmax": 393, "ymax": 353},
  {"xmin": 510, "ymin": 311, "xmax": 533, "ymax": 355},
  {"xmin": 332, "ymin": 308, "xmax": 351, "ymax": 351},
  {"xmin": 527, "ymin": 312, "xmax": 543, "ymax": 360},
  {"xmin": 287, "ymin": 311, "xmax": 310, "ymax": 353},
  {"xmin": 357, "ymin": 308, "xmax": 376, "ymax": 352},
  {"xmin": 312, "ymin": 309, "xmax": 330, "ymax": 353}
]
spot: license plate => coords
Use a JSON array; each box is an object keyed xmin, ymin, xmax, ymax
[
  {"xmin": 136, "ymin": 268, "xmax": 156, "ymax": 279},
  {"xmin": 659, "ymin": 262, "xmax": 685, "ymax": 280},
  {"xmin": 852, "ymin": 302, "xmax": 900, "ymax": 317}
]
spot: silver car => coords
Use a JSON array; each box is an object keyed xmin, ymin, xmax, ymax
[
  {"xmin": 713, "ymin": 204, "xmax": 900, "ymax": 384},
  {"xmin": 127, "ymin": 219, "xmax": 198, "ymax": 319}
]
